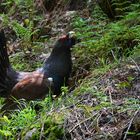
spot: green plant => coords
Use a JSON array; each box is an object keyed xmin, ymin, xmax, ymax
[
  {"xmin": 0, "ymin": 105, "xmax": 36, "ymax": 139},
  {"xmin": 0, "ymin": 0, "xmax": 42, "ymax": 52},
  {"xmin": 12, "ymin": 20, "xmax": 37, "ymax": 51}
]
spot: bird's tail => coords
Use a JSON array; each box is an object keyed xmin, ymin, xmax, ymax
[{"xmin": 0, "ymin": 29, "xmax": 9, "ymax": 96}]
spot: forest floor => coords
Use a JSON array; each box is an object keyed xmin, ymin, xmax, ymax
[{"xmin": 0, "ymin": 1, "xmax": 140, "ymax": 140}]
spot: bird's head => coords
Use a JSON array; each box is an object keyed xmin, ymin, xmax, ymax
[{"xmin": 54, "ymin": 31, "xmax": 80, "ymax": 49}]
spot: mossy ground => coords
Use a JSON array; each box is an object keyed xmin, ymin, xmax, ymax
[{"xmin": 0, "ymin": 2, "xmax": 140, "ymax": 140}]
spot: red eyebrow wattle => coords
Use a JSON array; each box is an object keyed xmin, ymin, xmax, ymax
[{"xmin": 60, "ymin": 35, "xmax": 67, "ymax": 40}]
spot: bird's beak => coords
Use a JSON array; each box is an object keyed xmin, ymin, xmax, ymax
[
  {"xmin": 68, "ymin": 31, "xmax": 81, "ymax": 43},
  {"xmin": 68, "ymin": 31, "xmax": 76, "ymax": 38}
]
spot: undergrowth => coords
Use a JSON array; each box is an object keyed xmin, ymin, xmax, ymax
[
  {"xmin": 0, "ymin": 2, "xmax": 140, "ymax": 140},
  {"xmin": 72, "ymin": 5, "xmax": 140, "ymax": 72}
]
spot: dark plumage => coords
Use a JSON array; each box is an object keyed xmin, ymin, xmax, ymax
[{"xmin": 0, "ymin": 30, "xmax": 77, "ymax": 111}]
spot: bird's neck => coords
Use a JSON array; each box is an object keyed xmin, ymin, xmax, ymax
[
  {"xmin": 53, "ymin": 46, "xmax": 71, "ymax": 54},
  {"xmin": 47, "ymin": 47, "xmax": 71, "ymax": 60},
  {"xmin": 43, "ymin": 46, "xmax": 72, "ymax": 76}
]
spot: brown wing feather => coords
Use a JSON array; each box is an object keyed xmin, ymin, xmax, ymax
[{"xmin": 11, "ymin": 73, "xmax": 53, "ymax": 100}]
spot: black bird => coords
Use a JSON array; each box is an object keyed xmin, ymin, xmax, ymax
[{"xmin": 0, "ymin": 29, "xmax": 77, "ymax": 110}]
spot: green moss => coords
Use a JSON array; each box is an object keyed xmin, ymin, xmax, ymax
[{"xmin": 44, "ymin": 115, "xmax": 64, "ymax": 139}]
